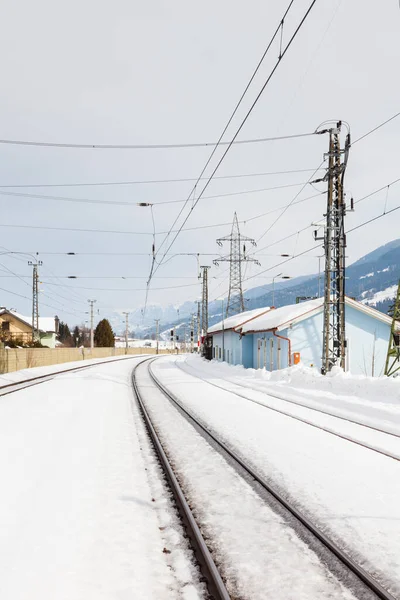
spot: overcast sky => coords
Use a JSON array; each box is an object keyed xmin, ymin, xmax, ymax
[{"xmin": 0, "ymin": 0, "xmax": 399, "ymax": 329}]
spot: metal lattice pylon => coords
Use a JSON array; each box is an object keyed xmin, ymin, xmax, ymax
[
  {"xmin": 213, "ymin": 213, "xmax": 260, "ymax": 317},
  {"xmin": 314, "ymin": 122, "xmax": 351, "ymax": 374},
  {"xmin": 384, "ymin": 280, "xmax": 400, "ymax": 377},
  {"xmin": 28, "ymin": 260, "xmax": 42, "ymax": 342},
  {"xmin": 200, "ymin": 265, "xmax": 210, "ymax": 336}
]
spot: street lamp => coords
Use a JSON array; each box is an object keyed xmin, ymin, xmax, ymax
[{"xmin": 272, "ymin": 274, "xmax": 291, "ymax": 307}]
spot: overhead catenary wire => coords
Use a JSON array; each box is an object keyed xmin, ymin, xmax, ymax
[
  {"xmin": 0, "ymin": 131, "xmax": 315, "ymax": 150},
  {"xmin": 0, "ymin": 181, "xmax": 311, "ymax": 208},
  {"xmin": 149, "ymin": 0, "xmax": 300, "ymax": 267},
  {"xmin": 352, "ymin": 109, "xmax": 400, "ymax": 145},
  {"xmin": 151, "ymin": 0, "xmax": 320, "ymax": 282},
  {"xmin": 0, "ymin": 167, "xmax": 323, "ymax": 189}
]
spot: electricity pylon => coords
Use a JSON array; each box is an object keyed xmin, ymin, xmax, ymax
[
  {"xmin": 384, "ymin": 280, "xmax": 400, "ymax": 377},
  {"xmin": 200, "ymin": 265, "xmax": 210, "ymax": 336},
  {"xmin": 28, "ymin": 260, "xmax": 42, "ymax": 342},
  {"xmin": 314, "ymin": 121, "xmax": 351, "ymax": 374},
  {"xmin": 214, "ymin": 212, "xmax": 260, "ymax": 317}
]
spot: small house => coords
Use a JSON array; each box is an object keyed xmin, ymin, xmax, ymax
[
  {"xmin": 208, "ymin": 297, "xmax": 396, "ymax": 376},
  {"xmin": 0, "ymin": 308, "xmax": 59, "ymax": 348}
]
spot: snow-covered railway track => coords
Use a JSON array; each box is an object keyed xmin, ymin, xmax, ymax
[
  {"xmin": 145, "ymin": 359, "xmax": 396, "ymax": 600},
  {"xmin": 177, "ymin": 360, "xmax": 400, "ymax": 463},
  {"xmin": 0, "ymin": 356, "xmax": 138, "ymax": 397},
  {"xmin": 132, "ymin": 359, "xmax": 230, "ymax": 600}
]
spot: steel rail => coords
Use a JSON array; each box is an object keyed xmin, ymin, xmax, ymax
[
  {"xmin": 176, "ymin": 360, "xmax": 400, "ymax": 462},
  {"xmin": 0, "ymin": 355, "xmax": 141, "ymax": 397},
  {"xmin": 131, "ymin": 360, "xmax": 231, "ymax": 600},
  {"xmin": 148, "ymin": 360, "xmax": 396, "ymax": 600}
]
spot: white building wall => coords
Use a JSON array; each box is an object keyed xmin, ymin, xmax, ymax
[
  {"xmin": 250, "ymin": 306, "xmax": 391, "ymax": 375},
  {"xmin": 212, "ymin": 330, "xmax": 242, "ymax": 365},
  {"xmin": 345, "ymin": 305, "xmax": 390, "ymax": 376}
]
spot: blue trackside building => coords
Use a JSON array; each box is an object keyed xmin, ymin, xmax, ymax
[{"xmin": 208, "ymin": 297, "xmax": 396, "ymax": 377}]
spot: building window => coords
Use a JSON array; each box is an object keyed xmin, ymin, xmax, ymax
[
  {"xmin": 1, "ymin": 321, "xmax": 10, "ymax": 331},
  {"xmin": 219, "ymin": 347, "xmax": 221, "ymax": 359},
  {"xmin": 213, "ymin": 347, "xmax": 215, "ymax": 358}
]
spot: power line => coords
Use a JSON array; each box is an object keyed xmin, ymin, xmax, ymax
[
  {"xmin": 352, "ymin": 110, "xmax": 400, "ymax": 145},
  {"xmin": 43, "ymin": 281, "xmax": 201, "ymax": 291},
  {"xmin": 0, "ymin": 131, "xmax": 315, "ymax": 150},
  {"xmin": 0, "ymin": 223, "xmax": 151, "ymax": 236},
  {"xmin": 152, "ymin": 0, "xmax": 320, "ymax": 280},
  {"xmin": 246, "ymin": 202, "xmax": 400, "ymax": 285},
  {"xmin": 0, "ymin": 180, "xmax": 314, "ymax": 208},
  {"xmin": 254, "ymin": 160, "xmax": 326, "ymax": 246},
  {"xmin": 0, "ymin": 168, "xmax": 321, "ymax": 189},
  {"xmin": 0, "ymin": 275, "xmax": 205, "ymax": 279}
]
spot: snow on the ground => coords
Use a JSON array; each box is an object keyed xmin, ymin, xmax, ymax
[
  {"xmin": 181, "ymin": 356, "xmax": 400, "ymax": 436},
  {"xmin": 179, "ymin": 358, "xmax": 400, "ymax": 460},
  {"xmin": 136, "ymin": 361, "xmax": 358, "ymax": 600},
  {"xmin": 152, "ymin": 356, "xmax": 400, "ymax": 598},
  {"xmin": 0, "ymin": 357, "xmax": 203, "ymax": 600},
  {"xmin": 0, "ymin": 354, "xmax": 141, "ymax": 386}
]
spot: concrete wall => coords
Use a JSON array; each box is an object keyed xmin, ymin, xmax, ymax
[{"xmin": 0, "ymin": 346, "xmax": 170, "ymax": 374}]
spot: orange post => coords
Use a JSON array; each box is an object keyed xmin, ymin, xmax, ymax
[{"xmin": 293, "ymin": 352, "xmax": 301, "ymax": 365}]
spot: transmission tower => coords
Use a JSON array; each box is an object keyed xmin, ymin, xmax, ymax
[
  {"xmin": 28, "ymin": 260, "xmax": 42, "ymax": 342},
  {"xmin": 214, "ymin": 212, "xmax": 260, "ymax": 317},
  {"xmin": 200, "ymin": 265, "xmax": 210, "ymax": 336},
  {"xmin": 314, "ymin": 121, "xmax": 351, "ymax": 374},
  {"xmin": 384, "ymin": 280, "xmax": 400, "ymax": 377}
]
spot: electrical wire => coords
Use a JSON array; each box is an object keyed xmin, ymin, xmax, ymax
[
  {"xmin": 254, "ymin": 160, "xmax": 326, "ymax": 246},
  {"xmin": 151, "ymin": 0, "xmax": 320, "ymax": 281},
  {"xmin": 352, "ymin": 110, "xmax": 400, "ymax": 145},
  {"xmin": 0, "ymin": 180, "xmax": 314, "ymax": 209},
  {"xmin": 0, "ymin": 167, "xmax": 322, "ymax": 189},
  {"xmin": 0, "ymin": 131, "xmax": 315, "ymax": 150},
  {"xmin": 43, "ymin": 282, "xmax": 201, "ymax": 292}
]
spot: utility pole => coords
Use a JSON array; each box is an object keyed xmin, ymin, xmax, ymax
[
  {"xmin": 88, "ymin": 299, "xmax": 97, "ymax": 350},
  {"xmin": 314, "ymin": 121, "xmax": 351, "ymax": 374},
  {"xmin": 384, "ymin": 280, "xmax": 400, "ymax": 377},
  {"xmin": 154, "ymin": 318, "xmax": 160, "ymax": 355},
  {"xmin": 28, "ymin": 259, "xmax": 42, "ymax": 342},
  {"xmin": 122, "ymin": 312, "xmax": 129, "ymax": 354},
  {"xmin": 214, "ymin": 212, "xmax": 260, "ymax": 316},
  {"xmin": 200, "ymin": 266, "xmax": 210, "ymax": 341},
  {"xmin": 190, "ymin": 313, "xmax": 195, "ymax": 353},
  {"xmin": 197, "ymin": 300, "xmax": 201, "ymax": 353}
]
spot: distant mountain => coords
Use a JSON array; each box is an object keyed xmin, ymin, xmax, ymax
[{"xmin": 108, "ymin": 240, "xmax": 400, "ymax": 337}]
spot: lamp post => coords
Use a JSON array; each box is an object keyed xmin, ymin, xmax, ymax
[{"xmin": 272, "ymin": 274, "xmax": 291, "ymax": 306}]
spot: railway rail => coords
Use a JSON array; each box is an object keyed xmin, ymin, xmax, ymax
[
  {"xmin": 0, "ymin": 355, "xmax": 139, "ymax": 397},
  {"xmin": 138, "ymin": 357, "xmax": 396, "ymax": 600},
  {"xmin": 132, "ymin": 358, "xmax": 230, "ymax": 600},
  {"xmin": 177, "ymin": 359, "xmax": 400, "ymax": 462}
]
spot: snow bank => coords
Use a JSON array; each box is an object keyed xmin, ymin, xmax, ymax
[{"xmin": 191, "ymin": 356, "xmax": 400, "ymax": 407}]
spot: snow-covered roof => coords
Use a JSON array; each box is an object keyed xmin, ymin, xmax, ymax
[
  {"xmin": 208, "ymin": 307, "xmax": 271, "ymax": 334},
  {"xmin": 239, "ymin": 296, "xmax": 396, "ymax": 334},
  {"xmin": 0, "ymin": 309, "xmax": 56, "ymax": 333}
]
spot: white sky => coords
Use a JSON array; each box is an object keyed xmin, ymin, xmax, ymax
[{"xmin": 0, "ymin": 0, "xmax": 399, "ymax": 327}]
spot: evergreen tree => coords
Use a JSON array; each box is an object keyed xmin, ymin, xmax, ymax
[
  {"xmin": 94, "ymin": 319, "xmax": 115, "ymax": 347},
  {"xmin": 58, "ymin": 321, "xmax": 72, "ymax": 345},
  {"xmin": 72, "ymin": 325, "xmax": 83, "ymax": 347}
]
